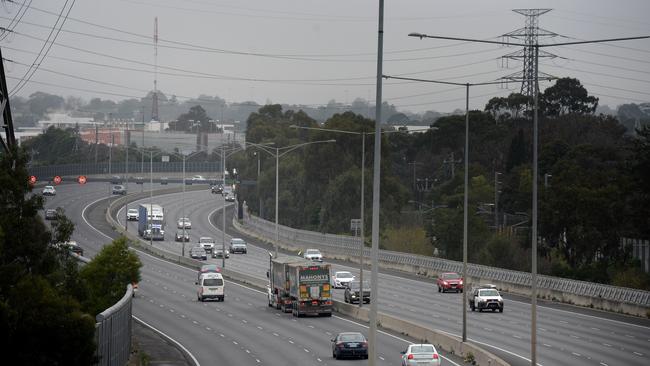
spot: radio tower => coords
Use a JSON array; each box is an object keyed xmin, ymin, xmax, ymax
[
  {"xmin": 151, "ymin": 17, "xmax": 159, "ymax": 122},
  {"xmin": 500, "ymin": 9, "xmax": 558, "ymax": 101}
]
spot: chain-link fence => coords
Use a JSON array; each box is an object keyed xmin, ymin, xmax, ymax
[
  {"xmin": 240, "ymin": 214, "xmax": 650, "ymax": 307},
  {"xmin": 28, "ymin": 162, "xmax": 222, "ymax": 179}
]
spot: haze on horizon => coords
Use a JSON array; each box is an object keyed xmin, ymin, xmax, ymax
[{"xmin": 2, "ymin": 0, "xmax": 649, "ymax": 115}]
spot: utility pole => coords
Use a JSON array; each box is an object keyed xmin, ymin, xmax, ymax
[
  {"xmin": 494, "ymin": 177, "xmax": 499, "ymax": 230},
  {"xmin": 94, "ymin": 124, "xmax": 99, "ymax": 164}
]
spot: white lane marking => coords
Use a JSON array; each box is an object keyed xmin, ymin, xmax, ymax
[
  {"xmin": 379, "ymin": 356, "xmax": 385, "ymax": 360},
  {"xmin": 84, "ymin": 199, "xmax": 462, "ymax": 366},
  {"xmin": 289, "ymin": 340, "xmax": 294, "ymax": 344},
  {"xmin": 233, "ymin": 341, "xmax": 238, "ymax": 345},
  {"xmin": 633, "ymin": 351, "xmax": 643, "ymax": 356},
  {"xmin": 572, "ymin": 352, "xmax": 581, "ymax": 357},
  {"xmin": 600, "ymin": 362, "xmax": 608, "ymax": 366},
  {"xmin": 542, "ymin": 343, "xmax": 552, "ymax": 347},
  {"xmin": 133, "ymin": 315, "xmax": 200, "ymax": 366},
  {"xmin": 304, "ymin": 349, "xmax": 310, "ymax": 353},
  {"xmin": 603, "ymin": 343, "xmax": 612, "ymax": 347}
]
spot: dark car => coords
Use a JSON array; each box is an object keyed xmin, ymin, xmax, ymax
[
  {"xmin": 160, "ymin": 177, "xmax": 169, "ymax": 185},
  {"xmin": 175, "ymin": 230, "xmax": 190, "ymax": 242},
  {"xmin": 59, "ymin": 241, "xmax": 84, "ymax": 256},
  {"xmin": 190, "ymin": 246, "xmax": 207, "ymax": 260},
  {"xmin": 198, "ymin": 264, "xmax": 221, "ymax": 280},
  {"xmin": 112, "ymin": 185, "xmax": 127, "ymax": 195},
  {"xmin": 211, "ymin": 185, "xmax": 223, "ymax": 194},
  {"xmin": 344, "ymin": 281, "xmax": 371, "ymax": 304},
  {"xmin": 135, "ymin": 177, "xmax": 144, "ymax": 185},
  {"xmin": 110, "ymin": 175, "xmax": 122, "ymax": 184},
  {"xmin": 331, "ymin": 332, "xmax": 368, "ymax": 360},
  {"xmin": 436, "ymin": 272, "xmax": 463, "ymax": 293}
]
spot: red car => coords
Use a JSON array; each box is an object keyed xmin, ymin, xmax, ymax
[{"xmin": 436, "ymin": 272, "xmax": 463, "ymax": 293}]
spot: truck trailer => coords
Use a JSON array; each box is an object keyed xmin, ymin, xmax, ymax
[
  {"xmin": 137, "ymin": 203, "xmax": 165, "ymax": 240},
  {"xmin": 267, "ymin": 256, "xmax": 332, "ymax": 317}
]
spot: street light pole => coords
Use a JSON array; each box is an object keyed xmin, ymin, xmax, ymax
[
  {"xmin": 462, "ymin": 83, "xmax": 469, "ymax": 342},
  {"xmin": 149, "ymin": 149, "xmax": 153, "ymax": 247},
  {"xmin": 369, "ymin": 0, "xmax": 385, "ymax": 363},
  {"xmin": 182, "ymin": 153, "xmax": 186, "ymax": 257},
  {"xmin": 222, "ymin": 146, "xmax": 226, "ymax": 269},
  {"xmin": 125, "ymin": 139, "xmax": 129, "ymax": 231},
  {"xmin": 275, "ymin": 150, "xmax": 279, "ymax": 258},
  {"xmin": 359, "ymin": 132, "xmax": 366, "ymax": 308}
]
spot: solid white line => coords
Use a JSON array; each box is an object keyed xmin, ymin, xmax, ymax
[{"xmin": 132, "ymin": 315, "xmax": 200, "ymax": 366}]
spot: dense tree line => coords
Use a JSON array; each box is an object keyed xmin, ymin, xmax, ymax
[
  {"xmin": 0, "ymin": 147, "xmax": 141, "ymax": 364},
  {"xmin": 233, "ymin": 78, "xmax": 649, "ymax": 289}
]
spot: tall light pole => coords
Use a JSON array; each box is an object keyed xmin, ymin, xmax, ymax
[
  {"xmin": 369, "ymin": 1, "xmax": 385, "ymax": 363},
  {"xmin": 404, "ymin": 32, "xmax": 649, "ymax": 365},
  {"xmin": 182, "ymin": 151, "xmax": 186, "ymax": 257},
  {"xmin": 253, "ymin": 139, "xmax": 337, "ymax": 258},
  {"xmin": 125, "ymin": 135, "xmax": 129, "ymax": 231},
  {"xmin": 149, "ymin": 149, "xmax": 153, "ymax": 247}
]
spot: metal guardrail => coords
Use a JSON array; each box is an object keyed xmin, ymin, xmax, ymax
[
  {"xmin": 74, "ymin": 252, "xmax": 133, "ymax": 366},
  {"xmin": 95, "ymin": 284, "xmax": 133, "ymax": 366},
  {"xmin": 241, "ymin": 214, "xmax": 650, "ymax": 307}
]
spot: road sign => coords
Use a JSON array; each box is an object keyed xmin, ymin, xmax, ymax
[
  {"xmin": 53, "ymin": 175, "xmax": 62, "ymax": 185},
  {"xmin": 77, "ymin": 175, "xmax": 87, "ymax": 185},
  {"xmin": 350, "ymin": 219, "xmax": 361, "ymax": 232},
  {"xmin": 162, "ymin": 155, "xmax": 169, "ymax": 162},
  {"xmin": 28, "ymin": 175, "xmax": 37, "ymax": 185}
]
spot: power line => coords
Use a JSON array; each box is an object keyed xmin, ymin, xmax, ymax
[{"xmin": 9, "ymin": 0, "xmax": 76, "ymax": 96}]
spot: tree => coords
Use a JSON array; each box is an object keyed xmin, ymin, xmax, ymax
[
  {"xmin": 541, "ymin": 77, "xmax": 598, "ymax": 116},
  {"xmin": 0, "ymin": 147, "xmax": 96, "ymax": 365},
  {"xmin": 27, "ymin": 91, "xmax": 64, "ymax": 117},
  {"xmin": 80, "ymin": 237, "xmax": 141, "ymax": 316}
]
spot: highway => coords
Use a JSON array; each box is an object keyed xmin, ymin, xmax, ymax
[
  {"xmin": 107, "ymin": 184, "xmax": 650, "ymax": 366},
  {"xmin": 53, "ymin": 182, "xmax": 466, "ymax": 366}
]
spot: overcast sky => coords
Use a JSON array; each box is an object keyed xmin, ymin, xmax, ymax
[{"xmin": 2, "ymin": 0, "xmax": 649, "ymax": 114}]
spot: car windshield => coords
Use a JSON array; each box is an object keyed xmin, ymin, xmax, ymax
[
  {"xmin": 410, "ymin": 345, "xmax": 436, "ymax": 353},
  {"xmin": 192, "ymin": 248, "xmax": 205, "ymax": 253},
  {"xmin": 349, "ymin": 281, "xmax": 369, "ymax": 290},
  {"xmin": 479, "ymin": 289, "xmax": 499, "ymax": 297},
  {"xmin": 306, "ymin": 250, "xmax": 320, "ymax": 255},
  {"xmin": 442, "ymin": 273, "xmax": 461, "ymax": 280},
  {"xmin": 336, "ymin": 272, "xmax": 353, "ymax": 279},
  {"xmin": 179, "ymin": 218, "xmax": 189, "ymax": 222},
  {"xmin": 199, "ymin": 238, "xmax": 214, "ymax": 243},
  {"xmin": 45, "ymin": 186, "xmax": 54, "ymax": 190},
  {"xmin": 231, "ymin": 239, "xmax": 245, "ymax": 245},
  {"xmin": 202, "ymin": 278, "xmax": 223, "ymax": 286},
  {"xmin": 128, "ymin": 209, "xmax": 138, "ymax": 213},
  {"xmin": 339, "ymin": 333, "xmax": 365, "ymax": 342}
]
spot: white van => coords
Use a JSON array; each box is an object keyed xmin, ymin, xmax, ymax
[{"xmin": 196, "ymin": 272, "xmax": 225, "ymax": 302}]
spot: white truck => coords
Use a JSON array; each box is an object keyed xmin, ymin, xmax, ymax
[{"xmin": 138, "ymin": 203, "xmax": 165, "ymax": 240}]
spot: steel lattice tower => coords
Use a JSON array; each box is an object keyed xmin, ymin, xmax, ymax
[
  {"xmin": 501, "ymin": 9, "xmax": 557, "ymax": 100},
  {"xmin": 151, "ymin": 17, "xmax": 159, "ymax": 122}
]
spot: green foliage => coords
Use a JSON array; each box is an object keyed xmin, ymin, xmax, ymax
[
  {"xmin": 477, "ymin": 235, "xmax": 529, "ymax": 271},
  {"xmin": 541, "ymin": 77, "xmax": 598, "ymax": 116},
  {"xmin": 381, "ymin": 226, "xmax": 433, "ymax": 256},
  {"xmin": 80, "ymin": 237, "xmax": 142, "ymax": 316},
  {"xmin": 0, "ymin": 147, "xmax": 96, "ymax": 365}
]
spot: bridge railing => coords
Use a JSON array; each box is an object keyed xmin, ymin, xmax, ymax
[
  {"xmin": 240, "ymin": 213, "xmax": 650, "ymax": 307},
  {"xmin": 28, "ymin": 162, "xmax": 222, "ymax": 178}
]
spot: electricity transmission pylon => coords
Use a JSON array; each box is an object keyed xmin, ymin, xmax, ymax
[{"xmin": 501, "ymin": 9, "xmax": 558, "ymax": 100}]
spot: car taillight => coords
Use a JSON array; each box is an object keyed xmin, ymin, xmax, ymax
[
  {"xmin": 312, "ymin": 300, "xmax": 318, "ymax": 305},
  {"xmin": 336, "ymin": 342, "xmax": 345, "ymax": 348},
  {"xmin": 407, "ymin": 354, "xmax": 414, "ymax": 359},
  {"xmin": 325, "ymin": 300, "xmax": 332, "ymax": 305},
  {"xmin": 433, "ymin": 353, "xmax": 439, "ymax": 359}
]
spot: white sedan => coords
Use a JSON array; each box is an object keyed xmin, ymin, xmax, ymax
[
  {"xmin": 332, "ymin": 271, "xmax": 355, "ymax": 289},
  {"xmin": 177, "ymin": 217, "xmax": 192, "ymax": 229},
  {"xmin": 127, "ymin": 209, "xmax": 139, "ymax": 221},
  {"xmin": 303, "ymin": 248, "xmax": 323, "ymax": 262},
  {"xmin": 400, "ymin": 344, "xmax": 440, "ymax": 366},
  {"xmin": 42, "ymin": 185, "xmax": 56, "ymax": 196}
]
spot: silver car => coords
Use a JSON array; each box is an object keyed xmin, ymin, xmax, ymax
[
  {"xmin": 177, "ymin": 217, "xmax": 192, "ymax": 229},
  {"xmin": 400, "ymin": 344, "xmax": 441, "ymax": 366}
]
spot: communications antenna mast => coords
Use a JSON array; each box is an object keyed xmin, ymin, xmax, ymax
[
  {"xmin": 151, "ymin": 17, "xmax": 159, "ymax": 121},
  {"xmin": 501, "ymin": 9, "xmax": 558, "ymax": 100}
]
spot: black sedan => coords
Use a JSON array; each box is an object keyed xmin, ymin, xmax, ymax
[
  {"xmin": 189, "ymin": 246, "xmax": 207, "ymax": 260},
  {"xmin": 175, "ymin": 230, "xmax": 190, "ymax": 242},
  {"xmin": 344, "ymin": 281, "xmax": 371, "ymax": 304},
  {"xmin": 331, "ymin": 332, "xmax": 368, "ymax": 360}
]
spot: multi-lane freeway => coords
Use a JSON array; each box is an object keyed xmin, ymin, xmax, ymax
[
  {"xmin": 47, "ymin": 182, "xmax": 650, "ymax": 366},
  {"xmin": 50, "ymin": 182, "xmax": 466, "ymax": 366}
]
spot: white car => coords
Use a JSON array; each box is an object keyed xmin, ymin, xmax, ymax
[
  {"xmin": 127, "ymin": 209, "xmax": 139, "ymax": 221},
  {"xmin": 198, "ymin": 236, "xmax": 216, "ymax": 254},
  {"xmin": 332, "ymin": 271, "xmax": 355, "ymax": 289},
  {"xmin": 177, "ymin": 217, "xmax": 192, "ymax": 229},
  {"xmin": 42, "ymin": 185, "xmax": 56, "ymax": 196},
  {"xmin": 303, "ymin": 248, "xmax": 323, "ymax": 262},
  {"xmin": 400, "ymin": 344, "xmax": 441, "ymax": 366},
  {"xmin": 191, "ymin": 175, "xmax": 206, "ymax": 182}
]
